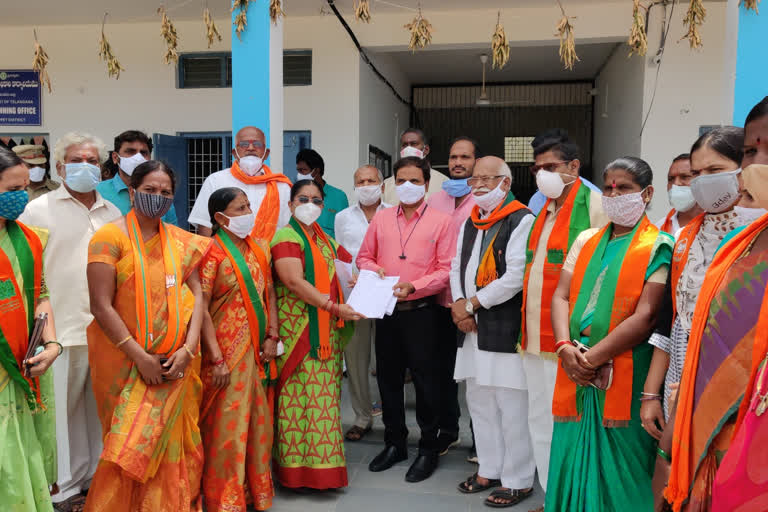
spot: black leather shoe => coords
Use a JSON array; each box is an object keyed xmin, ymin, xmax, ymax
[
  {"xmin": 368, "ymin": 445, "xmax": 408, "ymax": 472},
  {"xmin": 405, "ymin": 453, "xmax": 438, "ymax": 482}
]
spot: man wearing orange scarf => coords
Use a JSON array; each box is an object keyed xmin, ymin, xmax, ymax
[{"xmin": 188, "ymin": 126, "xmax": 292, "ymax": 240}]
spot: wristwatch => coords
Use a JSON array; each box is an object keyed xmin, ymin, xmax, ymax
[{"xmin": 465, "ymin": 299, "xmax": 475, "ymax": 315}]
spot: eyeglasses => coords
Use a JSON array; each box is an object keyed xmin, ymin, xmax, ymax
[
  {"xmin": 296, "ymin": 196, "xmax": 323, "ymax": 206},
  {"xmin": 467, "ymin": 175, "xmax": 506, "ymax": 186},
  {"xmin": 236, "ymin": 140, "xmax": 265, "ymax": 150},
  {"xmin": 530, "ymin": 161, "xmax": 571, "ymax": 174}
]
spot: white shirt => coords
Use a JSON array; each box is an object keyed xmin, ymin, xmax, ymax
[
  {"xmin": 450, "ymin": 211, "xmax": 535, "ymax": 389},
  {"xmin": 333, "ymin": 201, "xmax": 391, "ymax": 261},
  {"xmin": 188, "ymin": 167, "xmax": 292, "ymax": 230},
  {"xmin": 19, "ymin": 186, "xmax": 121, "ymax": 347}
]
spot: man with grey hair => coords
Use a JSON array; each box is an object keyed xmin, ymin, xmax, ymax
[
  {"xmin": 20, "ymin": 132, "xmax": 121, "ymax": 510},
  {"xmin": 450, "ymin": 156, "xmax": 536, "ymax": 508},
  {"xmin": 334, "ymin": 164, "xmax": 391, "ymax": 441}
]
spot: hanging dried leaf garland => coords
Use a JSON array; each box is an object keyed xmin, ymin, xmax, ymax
[
  {"xmin": 203, "ymin": 7, "xmax": 222, "ymax": 48},
  {"xmin": 740, "ymin": 0, "xmax": 760, "ymax": 13},
  {"xmin": 628, "ymin": 0, "xmax": 648, "ymax": 57},
  {"xmin": 158, "ymin": 6, "xmax": 179, "ymax": 64},
  {"xmin": 269, "ymin": 0, "xmax": 285, "ymax": 24},
  {"xmin": 98, "ymin": 13, "xmax": 125, "ymax": 79},
  {"xmin": 681, "ymin": 0, "xmax": 706, "ymax": 49},
  {"xmin": 32, "ymin": 30, "xmax": 52, "ymax": 93},
  {"xmin": 232, "ymin": 0, "xmax": 249, "ymax": 40},
  {"xmin": 354, "ymin": 0, "xmax": 372, "ymax": 23},
  {"xmin": 404, "ymin": 7, "xmax": 433, "ymax": 53},
  {"xmin": 491, "ymin": 12, "xmax": 510, "ymax": 70},
  {"xmin": 555, "ymin": 0, "xmax": 579, "ymax": 70}
]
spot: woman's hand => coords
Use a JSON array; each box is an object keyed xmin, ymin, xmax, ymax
[
  {"xmin": 163, "ymin": 347, "xmax": 193, "ymax": 381},
  {"xmin": 211, "ymin": 361, "xmax": 231, "ymax": 389},
  {"xmin": 337, "ymin": 304, "xmax": 364, "ymax": 321},
  {"xmin": 641, "ymin": 399, "xmax": 666, "ymax": 440},
  {"xmin": 136, "ymin": 353, "xmax": 166, "ymax": 386},
  {"xmin": 25, "ymin": 344, "xmax": 59, "ymax": 378},
  {"xmin": 262, "ymin": 337, "xmax": 278, "ymax": 363},
  {"xmin": 559, "ymin": 345, "xmax": 596, "ymax": 386},
  {"xmin": 652, "ymin": 455, "xmax": 672, "ymax": 512}
]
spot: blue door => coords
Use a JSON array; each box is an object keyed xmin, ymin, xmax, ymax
[
  {"xmin": 283, "ymin": 130, "xmax": 311, "ymax": 182},
  {"xmin": 153, "ymin": 134, "xmax": 190, "ymax": 230}
]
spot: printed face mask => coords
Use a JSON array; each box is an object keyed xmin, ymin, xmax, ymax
[
  {"xmin": 28, "ymin": 166, "xmax": 46, "ymax": 183},
  {"xmin": 294, "ymin": 203, "xmax": 322, "ymax": 225},
  {"xmin": 64, "ymin": 162, "xmax": 101, "ymax": 193},
  {"xmin": 473, "ymin": 180, "xmax": 507, "ymax": 212},
  {"xmin": 733, "ymin": 206, "xmax": 767, "ymax": 223},
  {"xmin": 355, "ymin": 184, "xmax": 383, "ymax": 206},
  {"xmin": 0, "ymin": 190, "xmax": 29, "ymax": 221},
  {"xmin": 400, "ymin": 146, "xmax": 424, "ymax": 159},
  {"xmin": 668, "ymin": 185, "xmax": 697, "ymax": 212},
  {"xmin": 222, "ymin": 212, "xmax": 255, "ymax": 239},
  {"xmin": 690, "ymin": 169, "xmax": 741, "ymax": 213},
  {"xmin": 442, "ymin": 178, "xmax": 471, "ymax": 198},
  {"xmin": 395, "ymin": 181, "xmax": 426, "ymax": 205},
  {"xmin": 602, "ymin": 190, "xmax": 648, "ymax": 227},
  {"xmin": 133, "ymin": 191, "xmax": 174, "ymax": 219},
  {"xmin": 118, "ymin": 153, "xmax": 146, "ymax": 176}
]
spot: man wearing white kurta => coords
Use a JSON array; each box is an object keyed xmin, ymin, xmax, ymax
[
  {"xmin": 450, "ymin": 157, "xmax": 536, "ymax": 508},
  {"xmin": 20, "ymin": 132, "xmax": 121, "ymax": 509}
]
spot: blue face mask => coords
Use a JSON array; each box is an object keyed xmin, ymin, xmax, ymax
[
  {"xmin": 64, "ymin": 162, "xmax": 101, "ymax": 193},
  {"xmin": 442, "ymin": 178, "xmax": 471, "ymax": 198},
  {"xmin": 0, "ymin": 190, "xmax": 29, "ymax": 221}
]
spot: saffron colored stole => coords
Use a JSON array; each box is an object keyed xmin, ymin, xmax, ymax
[
  {"xmin": 521, "ymin": 180, "xmax": 591, "ymax": 353},
  {"xmin": 230, "ymin": 162, "xmax": 293, "ymax": 242},
  {"xmin": 215, "ymin": 230, "xmax": 277, "ymax": 385},
  {"xmin": 126, "ymin": 210, "xmax": 183, "ymax": 355},
  {"xmin": 666, "ymin": 213, "xmax": 768, "ymax": 512},
  {"xmin": 553, "ymin": 216, "xmax": 658, "ymax": 424},
  {"xmin": 669, "ymin": 212, "xmax": 705, "ymax": 320},
  {"xmin": 0, "ymin": 221, "xmax": 43, "ymax": 408},
  {"xmin": 288, "ymin": 217, "xmax": 345, "ymax": 361}
]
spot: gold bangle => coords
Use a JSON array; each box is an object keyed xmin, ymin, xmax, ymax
[
  {"xmin": 115, "ymin": 335, "xmax": 133, "ymax": 348},
  {"xmin": 183, "ymin": 344, "xmax": 196, "ymax": 357}
]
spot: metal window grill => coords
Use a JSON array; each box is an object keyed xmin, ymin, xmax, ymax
[
  {"xmin": 186, "ymin": 136, "xmax": 232, "ymax": 218},
  {"xmin": 504, "ymin": 136, "xmax": 535, "ymax": 164}
]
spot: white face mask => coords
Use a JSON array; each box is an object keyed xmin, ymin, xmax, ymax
[
  {"xmin": 238, "ymin": 154, "xmax": 265, "ymax": 176},
  {"xmin": 734, "ymin": 205, "xmax": 767, "ymax": 223},
  {"xmin": 400, "ymin": 146, "xmax": 424, "ymax": 159},
  {"xmin": 690, "ymin": 169, "xmax": 741, "ymax": 213},
  {"xmin": 473, "ymin": 179, "xmax": 507, "ymax": 212},
  {"xmin": 294, "ymin": 203, "xmax": 322, "ymax": 225},
  {"xmin": 668, "ymin": 185, "xmax": 697, "ymax": 212},
  {"xmin": 602, "ymin": 190, "xmax": 648, "ymax": 227},
  {"xmin": 295, "ymin": 172, "xmax": 314, "ymax": 182},
  {"xmin": 222, "ymin": 212, "xmax": 255, "ymax": 239},
  {"xmin": 28, "ymin": 166, "xmax": 46, "ymax": 182},
  {"xmin": 536, "ymin": 170, "xmax": 573, "ymax": 199},
  {"xmin": 118, "ymin": 153, "xmax": 147, "ymax": 176},
  {"xmin": 355, "ymin": 184, "xmax": 383, "ymax": 206},
  {"xmin": 395, "ymin": 181, "xmax": 426, "ymax": 205}
]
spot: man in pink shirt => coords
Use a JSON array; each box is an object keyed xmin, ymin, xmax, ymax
[
  {"xmin": 426, "ymin": 136, "xmax": 478, "ymax": 457},
  {"xmin": 357, "ymin": 156, "xmax": 457, "ymax": 483}
]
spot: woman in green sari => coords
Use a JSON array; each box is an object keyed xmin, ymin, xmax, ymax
[
  {"xmin": 546, "ymin": 157, "xmax": 673, "ymax": 511},
  {"xmin": 270, "ymin": 180, "xmax": 363, "ymax": 490},
  {"xmin": 0, "ymin": 146, "xmax": 60, "ymax": 511}
]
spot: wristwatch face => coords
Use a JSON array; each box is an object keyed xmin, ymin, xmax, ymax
[{"xmin": 465, "ymin": 300, "xmax": 473, "ymax": 314}]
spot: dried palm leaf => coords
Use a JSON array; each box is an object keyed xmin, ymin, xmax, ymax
[
  {"xmin": 98, "ymin": 13, "xmax": 125, "ymax": 79},
  {"xmin": 628, "ymin": 0, "xmax": 648, "ymax": 57},
  {"xmin": 32, "ymin": 30, "xmax": 52, "ymax": 93},
  {"xmin": 232, "ymin": 0, "xmax": 249, "ymax": 40},
  {"xmin": 491, "ymin": 12, "xmax": 510, "ymax": 70},
  {"xmin": 158, "ymin": 6, "xmax": 179, "ymax": 64},
  {"xmin": 270, "ymin": 0, "xmax": 285, "ymax": 24},
  {"xmin": 555, "ymin": 1, "xmax": 579, "ymax": 71},
  {"xmin": 203, "ymin": 7, "xmax": 222, "ymax": 48},
  {"xmin": 681, "ymin": 0, "xmax": 706, "ymax": 49},
  {"xmin": 354, "ymin": 0, "xmax": 372, "ymax": 23},
  {"xmin": 740, "ymin": 0, "xmax": 760, "ymax": 13},
  {"xmin": 404, "ymin": 8, "xmax": 433, "ymax": 53}
]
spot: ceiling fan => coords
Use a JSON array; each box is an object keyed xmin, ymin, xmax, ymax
[{"xmin": 475, "ymin": 54, "xmax": 532, "ymax": 107}]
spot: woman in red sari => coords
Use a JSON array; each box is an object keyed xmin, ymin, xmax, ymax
[{"xmin": 199, "ymin": 187, "xmax": 278, "ymax": 511}]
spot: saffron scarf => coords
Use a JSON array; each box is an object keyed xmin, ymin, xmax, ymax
[
  {"xmin": 521, "ymin": 180, "xmax": 592, "ymax": 353},
  {"xmin": 669, "ymin": 212, "xmax": 705, "ymax": 319},
  {"xmin": 0, "ymin": 220, "xmax": 43, "ymax": 409},
  {"xmin": 126, "ymin": 210, "xmax": 184, "ymax": 355},
  {"xmin": 660, "ymin": 209, "xmax": 676, "ymax": 234},
  {"xmin": 470, "ymin": 191, "xmax": 527, "ymax": 288},
  {"xmin": 666, "ymin": 213, "xmax": 768, "ymax": 512},
  {"xmin": 230, "ymin": 162, "xmax": 293, "ymax": 242},
  {"xmin": 288, "ymin": 217, "xmax": 345, "ymax": 361},
  {"xmin": 552, "ymin": 216, "xmax": 658, "ymax": 424},
  {"xmin": 215, "ymin": 229, "xmax": 277, "ymax": 386}
]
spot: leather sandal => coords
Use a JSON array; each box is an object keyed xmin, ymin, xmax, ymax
[
  {"xmin": 344, "ymin": 425, "xmax": 371, "ymax": 441},
  {"xmin": 457, "ymin": 473, "xmax": 501, "ymax": 494},
  {"xmin": 485, "ymin": 487, "xmax": 534, "ymax": 508}
]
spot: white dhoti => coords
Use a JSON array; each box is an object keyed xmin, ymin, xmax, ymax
[
  {"xmin": 51, "ymin": 345, "xmax": 103, "ymax": 503},
  {"xmin": 521, "ymin": 352, "xmax": 558, "ymax": 491}
]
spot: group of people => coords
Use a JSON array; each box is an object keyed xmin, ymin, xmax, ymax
[{"xmin": 1, "ymin": 94, "xmax": 767, "ymax": 512}]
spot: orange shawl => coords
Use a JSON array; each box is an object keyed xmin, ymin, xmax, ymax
[
  {"xmin": 660, "ymin": 209, "xmax": 677, "ymax": 234},
  {"xmin": 230, "ymin": 162, "xmax": 293, "ymax": 241}
]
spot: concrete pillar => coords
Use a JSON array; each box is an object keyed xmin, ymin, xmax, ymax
[{"xmin": 732, "ymin": 4, "xmax": 767, "ymax": 126}]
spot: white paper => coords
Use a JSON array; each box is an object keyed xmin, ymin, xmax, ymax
[
  {"xmin": 334, "ymin": 259, "xmax": 356, "ymax": 300},
  {"xmin": 347, "ymin": 270, "xmax": 400, "ymax": 319}
]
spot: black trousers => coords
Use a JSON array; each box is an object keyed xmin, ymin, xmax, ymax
[
  {"xmin": 375, "ymin": 304, "xmax": 441, "ymax": 454},
  {"xmin": 436, "ymin": 306, "xmax": 460, "ymax": 437}
]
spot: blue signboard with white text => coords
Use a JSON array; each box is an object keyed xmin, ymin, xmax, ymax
[{"xmin": 0, "ymin": 70, "xmax": 42, "ymax": 126}]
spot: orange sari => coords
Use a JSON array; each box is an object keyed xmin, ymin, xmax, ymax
[{"xmin": 85, "ymin": 221, "xmax": 210, "ymax": 512}]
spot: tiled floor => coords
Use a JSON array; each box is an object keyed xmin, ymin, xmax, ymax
[{"xmin": 268, "ymin": 375, "xmax": 544, "ymax": 512}]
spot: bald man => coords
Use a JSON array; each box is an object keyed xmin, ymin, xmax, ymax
[
  {"xmin": 335, "ymin": 165, "xmax": 391, "ymax": 440},
  {"xmin": 189, "ymin": 126, "xmax": 292, "ymax": 238}
]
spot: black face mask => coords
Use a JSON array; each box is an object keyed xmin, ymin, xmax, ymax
[{"xmin": 133, "ymin": 191, "xmax": 174, "ymax": 219}]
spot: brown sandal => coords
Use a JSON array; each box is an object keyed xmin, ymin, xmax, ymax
[
  {"xmin": 485, "ymin": 487, "xmax": 534, "ymax": 508},
  {"xmin": 54, "ymin": 494, "xmax": 87, "ymax": 512},
  {"xmin": 345, "ymin": 425, "xmax": 371, "ymax": 441}
]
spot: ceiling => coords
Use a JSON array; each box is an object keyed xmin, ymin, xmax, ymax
[{"xmin": 380, "ymin": 42, "xmax": 619, "ymax": 84}]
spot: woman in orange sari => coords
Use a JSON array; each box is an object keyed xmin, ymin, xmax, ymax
[
  {"xmin": 85, "ymin": 161, "xmax": 211, "ymax": 512},
  {"xmin": 199, "ymin": 187, "xmax": 278, "ymax": 511}
]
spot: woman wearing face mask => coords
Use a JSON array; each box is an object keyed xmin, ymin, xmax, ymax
[
  {"xmin": 85, "ymin": 161, "xmax": 211, "ymax": 512},
  {"xmin": 654, "ymin": 98, "xmax": 768, "ymax": 512},
  {"xmin": 197, "ymin": 187, "xmax": 278, "ymax": 511},
  {"xmin": 546, "ymin": 157, "xmax": 673, "ymax": 512},
  {"xmin": 270, "ymin": 180, "xmax": 363, "ymax": 491},
  {"xmin": 0, "ymin": 147, "xmax": 60, "ymax": 512}
]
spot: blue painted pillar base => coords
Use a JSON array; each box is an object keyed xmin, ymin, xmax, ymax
[{"xmin": 733, "ymin": 6, "xmax": 768, "ymax": 125}]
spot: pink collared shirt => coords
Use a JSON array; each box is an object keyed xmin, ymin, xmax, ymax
[{"xmin": 356, "ymin": 202, "xmax": 456, "ymax": 302}]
